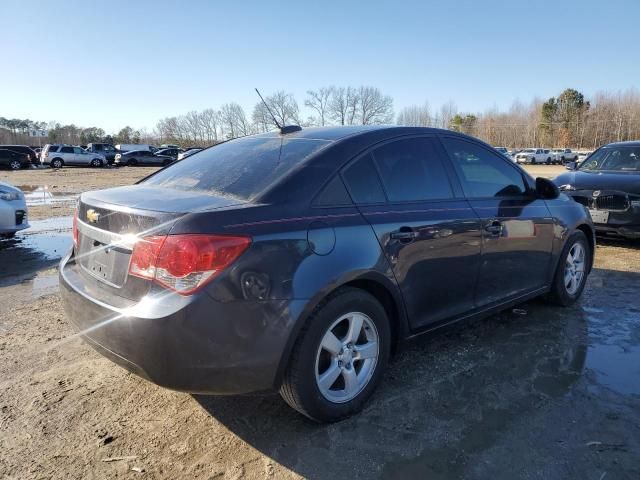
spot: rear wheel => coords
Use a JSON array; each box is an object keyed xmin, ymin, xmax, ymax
[
  {"xmin": 51, "ymin": 158, "xmax": 63, "ymax": 169},
  {"xmin": 547, "ymin": 230, "xmax": 590, "ymax": 306},
  {"xmin": 90, "ymin": 158, "xmax": 103, "ymax": 167},
  {"xmin": 9, "ymin": 160, "xmax": 21, "ymax": 170},
  {"xmin": 280, "ymin": 287, "xmax": 390, "ymax": 422}
]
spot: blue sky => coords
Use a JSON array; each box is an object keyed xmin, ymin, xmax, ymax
[{"xmin": 2, "ymin": 0, "xmax": 639, "ymax": 132}]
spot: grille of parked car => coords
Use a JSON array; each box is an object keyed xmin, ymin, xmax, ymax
[
  {"xmin": 594, "ymin": 194, "xmax": 629, "ymax": 211},
  {"xmin": 15, "ymin": 210, "xmax": 25, "ymax": 225}
]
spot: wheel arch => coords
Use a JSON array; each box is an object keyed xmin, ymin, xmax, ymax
[{"xmin": 273, "ymin": 271, "xmax": 408, "ymax": 389}]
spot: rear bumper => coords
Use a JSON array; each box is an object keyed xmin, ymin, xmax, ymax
[{"xmin": 59, "ymin": 256, "xmax": 305, "ymax": 394}]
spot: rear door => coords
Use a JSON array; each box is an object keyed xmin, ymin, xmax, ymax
[
  {"xmin": 440, "ymin": 136, "xmax": 554, "ymax": 307},
  {"xmin": 341, "ymin": 136, "xmax": 482, "ymax": 330}
]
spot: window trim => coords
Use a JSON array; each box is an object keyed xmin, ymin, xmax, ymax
[{"xmin": 438, "ymin": 135, "xmax": 536, "ymax": 200}]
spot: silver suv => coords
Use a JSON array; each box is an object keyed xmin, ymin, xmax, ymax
[{"xmin": 41, "ymin": 144, "xmax": 106, "ymax": 168}]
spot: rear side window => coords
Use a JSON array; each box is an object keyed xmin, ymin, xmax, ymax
[
  {"xmin": 143, "ymin": 136, "xmax": 331, "ymax": 200},
  {"xmin": 441, "ymin": 137, "xmax": 527, "ymax": 198},
  {"xmin": 314, "ymin": 175, "xmax": 352, "ymax": 206},
  {"xmin": 342, "ymin": 154, "xmax": 386, "ymax": 204},
  {"xmin": 372, "ymin": 137, "xmax": 453, "ymax": 202}
]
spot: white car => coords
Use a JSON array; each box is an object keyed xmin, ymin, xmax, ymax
[
  {"xmin": 551, "ymin": 148, "xmax": 578, "ymax": 164},
  {"xmin": 515, "ymin": 148, "xmax": 553, "ymax": 165},
  {"xmin": 41, "ymin": 144, "xmax": 106, "ymax": 168},
  {"xmin": 0, "ymin": 181, "xmax": 29, "ymax": 238},
  {"xmin": 576, "ymin": 151, "xmax": 593, "ymax": 165}
]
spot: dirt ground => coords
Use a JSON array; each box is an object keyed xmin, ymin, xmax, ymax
[{"xmin": 1, "ymin": 165, "xmax": 639, "ymax": 479}]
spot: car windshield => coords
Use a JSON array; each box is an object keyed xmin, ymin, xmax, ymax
[
  {"xmin": 142, "ymin": 135, "xmax": 331, "ymax": 200},
  {"xmin": 580, "ymin": 146, "xmax": 640, "ymax": 172}
]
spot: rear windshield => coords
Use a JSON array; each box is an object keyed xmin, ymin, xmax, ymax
[{"xmin": 142, "ymin": 136, "xmax": 331, "ymax": 200}]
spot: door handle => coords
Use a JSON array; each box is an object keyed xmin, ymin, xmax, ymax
[
  {"xmin": 484, "ymin": 220, "xmax": 503, "ymax": 236},
  {"xmin": 390, "ymin": 228, "xmax": 418, "ymax": 242}
]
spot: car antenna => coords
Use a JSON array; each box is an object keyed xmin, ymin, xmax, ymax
[{"xmin": 254, "ymin": 88, "xmax": 302, "ymax": 135}]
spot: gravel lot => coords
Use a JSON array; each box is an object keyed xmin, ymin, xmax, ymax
[{"xmin": 1, "ymin": 165, "xmax": 639, "ymax": 479}]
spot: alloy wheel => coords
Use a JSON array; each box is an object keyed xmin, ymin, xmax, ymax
[
  {"xmin": 9, "ymin": 160, "xmax": 21, "ymax": 170},
  {"xmin": 564, "ymin": 241, "xmax": 586, "ymax": 295},
  {"xmin": 315, "ymin": 312, "xmax": 379, "ymax": 403}
]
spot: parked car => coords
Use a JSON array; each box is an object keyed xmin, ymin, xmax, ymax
[
  {"xmin": 577, "ymin": 151, "xmax": 592, "ymax": 165},
  {"xmin": 154, "ymin": 148, "xmax": 182, "ymax": 160},
  {"xmin": 114, "ymin": 149, "xmax": 173, "ymax": 166},
  {"xmin": 41, "ymin": 144, "xmax": 106, "ymax": 168},
  {"xmin": 177, "ymin": 148, "xmax": 202, "ymax": 161},
  {"xmin": 160, "ymin": 144, "xmax": 180, "ymax": 149},
  {"xmin": 0, "ymin": 149, "xmax": 31, "ymax": 170},
  {"xmin": 115, "ymin": 144, "xmax": 154, "ymax": 153},
  {"xmin": 515, "ymin": 148, "xmax": 553, "ymax": 164},
  {"xmin": 554, "ymin": 141, "xmax": 640, "ymax": 238},
  {"xmin": 551, "ymin": 148, "xmax": 578, "ymax": 164},
  {"xmin": 60, "ymin": 126, "xmax": 594, "ymax": 422},
  {"xmin": 0, "ymin": 145, "xmax": 38, "ymax": 165},
  {"xmin": 0, "ymin": 181, "xmax": 29, "ymax": 238},
  {"xmin": 86, "ymin": 143, "xmax": 118, "ymax": 164}
]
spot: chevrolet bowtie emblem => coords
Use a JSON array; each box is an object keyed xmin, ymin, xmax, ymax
[{"xmin": 86, "ymin": 209, "xmax": 100, "ymax": 223}]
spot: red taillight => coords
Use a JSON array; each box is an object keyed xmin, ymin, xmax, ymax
[
  {"xmin": 72, "ymin": 210, "xmax": 79, "ymax": 248},
  {"xmin": 128, "ymin": 234, "xmax": 251, "ymax": 295}
]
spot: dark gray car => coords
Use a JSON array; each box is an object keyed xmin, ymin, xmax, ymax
[
  {"xmin": 60, "ymin": 126, "xmax": 594, "ymax": 422},
  {"xmin": 114, "ymin": 149, "xmax": 173, "ymax": 166}
]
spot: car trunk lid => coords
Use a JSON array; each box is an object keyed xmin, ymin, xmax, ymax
[{"xmin": 74, "ymin": 186, "xmax": 245, "ymax": 301}]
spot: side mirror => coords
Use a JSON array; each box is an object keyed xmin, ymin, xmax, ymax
[
  {"xmin": 565, "ymin": 161, "xmax": 577, "ymax": 171},
  {"xmin": 536, "ymin": 177, "xmax": 560, "ymax": 200}
]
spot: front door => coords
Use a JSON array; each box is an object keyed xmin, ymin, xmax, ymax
[
  {"xmin": 440, "ymin": 136, "xmax": 555, "ymax": 307},
  {"xmin": 340, "ymin": 136, "xmax": 482, "ymax": 330}
]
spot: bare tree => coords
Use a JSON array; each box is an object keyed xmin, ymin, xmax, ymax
[
  {"xmin": 305, "ymin": 87, "xmax": 334, "ymax": 126},
  {"xmin": 358, "ymin": 86, "xmax": 394, "ymax": 125},
  {"xmin": 397, "ymin": 102, "xmax": 431, "ymax": 126}
]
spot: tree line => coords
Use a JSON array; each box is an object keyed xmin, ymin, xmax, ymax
[{"xmin": 2, "ymin": 86, "xmax": 639, "ymax": 150}]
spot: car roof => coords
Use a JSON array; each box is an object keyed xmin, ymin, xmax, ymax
[{"xmin": 603, "ymin": 140, "xmax": 640, "ymax": 147}]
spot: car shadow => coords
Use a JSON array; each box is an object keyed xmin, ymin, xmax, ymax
[
  {"xmin": 596, "ymin": 234, "xmax": 640, "ymax": 251},
  {"xmin": 193, "ymin": 291, "xmax": 602, "ymax": 478}
]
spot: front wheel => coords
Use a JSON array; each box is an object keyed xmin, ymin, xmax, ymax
[
  {"xmin": 280, "ymin": 287, "xmax": 390, "ymax": 422},
  {"xmin": 9, "ymin": 160, "xmax": 21, "ymax": 170},
  {"xmin": 90, "ymin": 158, "xmax": 103, "ymax": 167},
  {"xmin": 50, "ymin": 158, "xmax": 63, "ymax": 169},
  {"xmin": 546, "ymin": 230, "xmax": 590, "ymax": 306}
]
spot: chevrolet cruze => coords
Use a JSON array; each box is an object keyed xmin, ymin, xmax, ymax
[{"xmin": 60, "ymin": 126, "xmax": 594, "ymax": 422}]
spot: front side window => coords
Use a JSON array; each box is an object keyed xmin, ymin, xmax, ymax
[
  {"xmin": 372, "ymin": 137, "xmax": 453, "ymax": 202},
  {"xmin": 580, "ymin": 146, "xmax": 640, "ymax": 172},
  {"xmin": 441, "ymin": 137, "xmax": 527, "ymax": 198},
  {"xmin": 73, "ymin": 147, "xmax": 84, "ymax": 154},
  {"xmin": 60, "ymin": 146, "xmax": 74, "ymax": 153}
]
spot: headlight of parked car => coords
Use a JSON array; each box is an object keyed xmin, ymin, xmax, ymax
[{"xmin": 0, "ymin": 190, "xmax": 22, "ymax": 201}]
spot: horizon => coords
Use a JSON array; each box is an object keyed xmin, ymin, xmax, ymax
[{"xmin": 2, "ymin": 0, "xmax": 640, "ymax": 133}]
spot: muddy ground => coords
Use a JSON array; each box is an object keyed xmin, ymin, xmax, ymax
[{"xmin": 0, "ymin": 165, "xmax": 639, "ymax": 479}]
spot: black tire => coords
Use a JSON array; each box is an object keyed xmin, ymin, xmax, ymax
[
  {"xmin": 128, "ymin": 159, "xmax": 138, "ymax": 166},
  {"xmin": 51, "ymin": 158, "xmax": 63, "ymax": 169},
  {"xmin": 162, "ymin": 158, "xmax": 171, "ymax": 166},
  {"xmin": 280, "ymin": 287, "xmax": 391, "ymax": 423},
  {"xmin": 546, "ymin": 157, "xmax": 551, "ymax": 165},
  {"xmin": 546, "ymin": 230, "xmax": 591, "ymax": 306},
  {"xmin": 1, "ymin": 232, "xmax": 16, "ymax": 239},
  {"xmin": 9, "ymin": 160, "xmax": 21, "ymax": 170},
  {"xmin": 91, "ymin": 158, "xmax": 103, "ymax": 167}
]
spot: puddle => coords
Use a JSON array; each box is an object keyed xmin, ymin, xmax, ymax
[
  {"xmin": 18, "ymin": 216, "xmax": 73, "ymax": 261},
  {"xmin": 19, "ymin": 185, "xmax": 77, "ymax": 207},
  {"xmin": 586, "ymin": 343, "xmax": 640, "ymax": 395}
]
